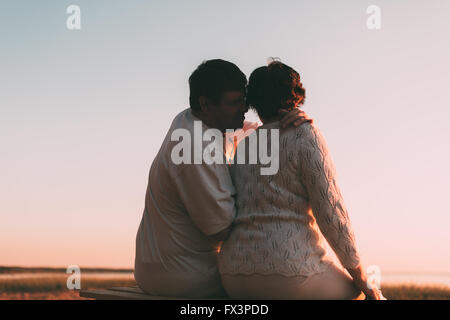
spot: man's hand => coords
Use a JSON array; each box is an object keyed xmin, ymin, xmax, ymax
[{"xmin": 279, "ymin": 108, "xmax": 313, "ymax": 128}]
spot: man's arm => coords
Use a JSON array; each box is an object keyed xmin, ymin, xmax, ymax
[
  {"xmin": 174, "ymin": 162, "xmax": 236, "ymax": 237},
  {"xmin": 208, "ymin": 225, "xmax": 232, "ymax": 242}
]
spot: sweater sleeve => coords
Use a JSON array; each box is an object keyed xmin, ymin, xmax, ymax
[
  {"xmin": 174, "ymin": 162, "xmax": 237, "ymax": 237},
  {"xmin": 297, "ymin": 124, "xmax": 361, "ymax": 269}
]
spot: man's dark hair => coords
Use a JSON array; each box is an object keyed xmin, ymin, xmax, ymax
[
  {"xmin": 189, "ymin": 59, "xmax": 247, "ymax": 111},
  {"xmin": 246, "ymin": 61, "xmax": 306, "ymax": 120}
]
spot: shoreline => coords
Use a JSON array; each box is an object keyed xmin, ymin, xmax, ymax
[{"xmin": 0, "ymin": 266, "xmax": 133, "ymax": 274}]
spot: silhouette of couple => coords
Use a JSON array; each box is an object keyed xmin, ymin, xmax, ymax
[{"xmin": 134, "ymin": 59, "xmax": 383, "ymax": 300}]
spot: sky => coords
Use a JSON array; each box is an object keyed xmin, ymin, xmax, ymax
[{"xmin": 1, "ymin": 0, "xmax": 449, "ymax": 274}]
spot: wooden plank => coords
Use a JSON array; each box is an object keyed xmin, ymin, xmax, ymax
[
  {"xmin": 79, "ymin": 286, "xmax": 229, "ymax": 300},
  {"xmin": 107, "ymin": 286, "xmax": 145, "ymax": 294},
  {"xmin": 108, "ymin": 286, "xmax": 188, "ymax": 298},
  {"xmin": 80, "ymin": 285, "xmax": 366, "ymax": 300},
  {"xmin": 108, "ymin": 287, "xmax": 229, "ymax": 300},
  {"xmin": 79, "ymin": 289, "xmax": 173, "ymax": 300}
]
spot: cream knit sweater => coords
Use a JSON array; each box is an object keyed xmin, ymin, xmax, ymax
[{"xmin": 218, "ymin": 121, "xmax": 361, "ymax": 277}]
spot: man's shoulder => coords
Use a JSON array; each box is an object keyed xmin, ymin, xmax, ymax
[
  {"xmin": 167, "ymin": 107, "xmax": 209, "ymax": 139},
  {"xmin": 161, "ymin": 108, "xmax": 229, "ymax": 178},
  {"xmin": 152, "ymin": 108, "xmax": 191, "ymax": 173},
  {"xmin": 161, "ymin": 108, "xmax": 196, "ymax": 147},
  {"xmin": 168, "ymin": 107, "xmax": 192, "ymax": 131}
]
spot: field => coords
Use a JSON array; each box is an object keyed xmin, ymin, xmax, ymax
[
  {"xmin": 2, "ymin": 280, "xmax": 450, "ymax": 300},
  {"xmin": 0, "ymin": 266, "xmax": 136, "ymax": 300},
  {"xmin": 381, "ymin": 284, "xmax": 450, "ymax": 300},
  {"xmin": 1, "ymin": 267, "xmax": 450, "ymax": 300},
  {"xmin": 0, "ymin": 277, "xmax": 136, "ymax": 300}
]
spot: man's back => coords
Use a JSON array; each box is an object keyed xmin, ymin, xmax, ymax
[{"xmin": 134, "ymin": 108, "xmax": 236, "ymax": 298}]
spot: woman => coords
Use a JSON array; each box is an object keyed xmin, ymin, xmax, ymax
[{"xmin": 218, "ymin": 61, "xmax": 382, "ymax": 300}]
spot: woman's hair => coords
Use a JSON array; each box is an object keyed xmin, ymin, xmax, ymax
[{"xmin": 246, "ymin": 60, "xmax": 306, "ymax": 120}]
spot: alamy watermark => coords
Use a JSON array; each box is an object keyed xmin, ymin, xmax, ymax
[
  {"xmin": 66, "ymin": 265, "xmax": 81, "ymax": 290},
  {"xmin": 366, "ymin": 264, "xmax": 382, "ymax": 290},
  {"xmin": 66, "ymin": 5, "xmax": 81, "ymax": 30},
  {"xmin": 170, "ymin": 121, "xmax": 279, "ymax": 175},
  {"xmin": 366, "ymin": 5, "xmax": 381, "ymax": 30},
  {"xmin": 65, "ymin": 5, "xmax": 381, "ymax": 31}
]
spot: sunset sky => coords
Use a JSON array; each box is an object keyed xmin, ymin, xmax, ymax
[{"xmin": 1, "ymin": 1, "xmax": 449, "ymax": 274}]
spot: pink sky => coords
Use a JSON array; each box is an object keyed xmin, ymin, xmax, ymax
[{"xmin": 1, "ymin": 1, "xmax": 449, "ymax": 274}]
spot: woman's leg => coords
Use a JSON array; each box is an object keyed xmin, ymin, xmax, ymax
[
  {"xmin": 293, "ymin": 263, "xmax": 363, "ymax": 300},
  {"xmin": 221, "ymin": 264, "xmax": 363, "ymax": 300},
  {"xmin": 221, "ymin": 273, "xmax": 310, "ymax": 300}
]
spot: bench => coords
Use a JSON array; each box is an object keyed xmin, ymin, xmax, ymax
[
  {"xmin": 80, "ymin": 286, "xmax": 366, "ymax": 300},
  {"xmin": 79, "ymin": 286, "xmax": 229, "ymax": 300}
]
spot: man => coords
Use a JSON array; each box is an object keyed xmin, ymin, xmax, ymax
[{"xmin": 134, "ymin": 59, "xmax": 312, "ymax": 298}]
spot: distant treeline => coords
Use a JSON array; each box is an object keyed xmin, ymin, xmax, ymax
[{"xmin": 0, "ymin": 266, "xmax": 133, "ymax": 274}]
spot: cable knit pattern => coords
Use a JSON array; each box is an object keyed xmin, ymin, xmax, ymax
[{"xmin": 218, "ymin": 121, "xmax": 361, "ymax": 277}]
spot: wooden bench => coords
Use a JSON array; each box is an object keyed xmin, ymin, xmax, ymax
[
  {"xmin": 80, "ymin": 286, "xmax": 366, "ymax": 300},
  {"xmin": 79, "ymin": 286, "xmax": 229, "ymax": 300}
]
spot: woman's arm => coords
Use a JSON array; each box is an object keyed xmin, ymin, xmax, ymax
[
  {"xmin": 298, "ymin": 124, "xmax": 361, "ymax": 269},
  {"xmin": 297, "ymin": 124, "xmax": 381, "ymax": 299}
]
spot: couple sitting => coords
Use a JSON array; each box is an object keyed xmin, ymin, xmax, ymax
[{"xmin": 134, "ymin": 59, "xmax": 382, "ymax": 300}]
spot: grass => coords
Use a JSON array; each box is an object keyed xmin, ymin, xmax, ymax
[
  {"xmin": 0, "ymin": 276, "xmax": 137, "ymax": 300},
  {"xmin": 1, "ymin": 276, "xmax": 450, "ymax": 300},
  {"xmin": 0, "ymin": 265, "xmax": 136, "ymax": 298},
  {"xmin": 382, "ymin": 284, "xmax": 450, "ymax": 300},
  {"xmin": 0, "ymin": 277, "xmax": 136, "ymax": 293}
]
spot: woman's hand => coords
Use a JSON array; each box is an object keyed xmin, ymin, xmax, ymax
[
  {"xmin": 347, "ymin": 264, "xmax": 383, "ymax": 300},
  {"xmin": 279, "ymin": 108, "xmax": 313, "ymax": 128}
]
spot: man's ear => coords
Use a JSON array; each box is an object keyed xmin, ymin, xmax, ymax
[{"xmin": 199, "ymin": 96, "xmax": 210, "ymax": 114}]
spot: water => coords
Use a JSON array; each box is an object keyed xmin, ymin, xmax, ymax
[
  {"xmin": 381, "ymin": 273, "xmax": 450, "ymax": 288},
  {"xmin": 0, "ymin": 272, "xmax": 134, "ymax": 280}
]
